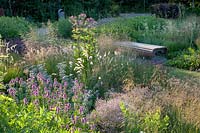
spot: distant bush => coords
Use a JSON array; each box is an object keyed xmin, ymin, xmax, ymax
[
  {"xmin": 151, "ymin": 3, "xmax": 180, "ymax": 18},
  {"xmin": 1, "ymin": 0, "xmax": 115, "ymax": 21},
  {"xmin": 53, "ymin": 18, "xmax": 72, "ymax": 38},
  {"xmin": 97, "ymin": 16, "xmax": 166, "ymax": 40},
  {"xmin": 187, "ymin": 7, "xmax": 200, "ymax": 16},
  {"xmin": 167, "ymin": 48, "xmax": 200, "ymax": 71},
  {"xmin": 0, "ymin": 17, "xmax": 30, "ymax": 39}
]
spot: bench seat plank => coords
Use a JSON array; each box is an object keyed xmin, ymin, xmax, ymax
[{"xmin": 114, "ymin": 41, "xmax": 167, "ymax": 56}]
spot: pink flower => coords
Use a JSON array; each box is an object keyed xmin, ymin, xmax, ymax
[
  {"xmin": 19, "ymin": 78, "xmax": 23, "ymax": 84},
  {"xmin": 46, "ymin": 79, "xmax": 50, "ymax": 84},
  {"xmin": 81, "ymin": 117, "xmax": 87, "ymax": 124},
  {"xmin": 63, "ymin": 81, "xmax": 68, "ymax": 88},
  {"xmin": 56, "ymin": 106, "xmax": 60, "ymax": 114},
  {"xmin": 31, "ymin": 83, "xmax": 37, "ymax": 89},
  {"xmin": 23, "ymin": 97, "xmax": 28, "ymax": 105},
  {"xmin": 7, "ymin": 88, "xmax": 17, "ymax": 97},
  {"xmin": 64, "ymin": 103, "xmax": 71, "ymax": 112},
  {"xmin": 79, "ymin": 106, "xmax": 84, "ymax": 114},
  {"xmin": 63, "ymin": 93, "xmax": 67, "ymax": 100},
  {"xmin": 32, "ymin": 88, "xmax": 39, "ymax": 96}
]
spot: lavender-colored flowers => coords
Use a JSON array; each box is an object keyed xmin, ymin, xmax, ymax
[
  {"xmin": 63, "ymin": 81, "xmax": 68, "ymax": 88},
  {"xmin": 7, "ymin": 88, "xmax": 16, "ymax": 97},
  {"xmin": 64, "ymin": 103, "xmax": 71, "ymax": 112},
  {"xmin": 56, "ymin": 106, "xmax": 60, "ymax": 114},
  {"xmin": 6, "ymin": 71, "xmax": 96, "ymax": 132},
  {"xmin": 81, "ymin": 117, "xmax": 87, "ymax": 124},
  {"xmin": 79, "ymin": 106, "xmax": 84, "ymax": 114},
  {"xmin": 23, "ymin": 97, "xmax": 28, "ymax": 105}
]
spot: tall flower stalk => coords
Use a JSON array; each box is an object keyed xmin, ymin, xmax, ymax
[{"xmin": 69, "ymin": 13, "xmax": 97, "ymax": 86}]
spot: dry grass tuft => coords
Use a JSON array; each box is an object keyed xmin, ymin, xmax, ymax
[
  {"xmin": 158, "ymin": 78, "xmax": 200, "ymax": 127},
  {"xmin": 89, "ymin": 87, "xmax": 162, "ymax": 132},
  {"xmin": 23, "ymin": 40, "xmax": 72, "ymax": 64},
  {"xmin": 196, "ymin": 36, "xmax": 200, "ymax": 49},
  {"xmin": 90, "ymin": 75, "xmax": 200, "ymax": 132},
  {"xmin": 97, "ymin": 34, "xmax": 136, "ymax": 57},
  {"xmin": 89, "ymin": 97, "xmax": 124, "ymax": 133},
  {"xmin": 97, "ymin": 34, "xmax": 117, "ymax": 53}
]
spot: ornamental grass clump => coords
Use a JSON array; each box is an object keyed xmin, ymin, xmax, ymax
[{"xmin": 4, "ymin": 72, "xmax": 96, "ymax": 132}]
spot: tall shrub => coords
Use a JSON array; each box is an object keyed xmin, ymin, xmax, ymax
[
  {"xmin": 69, "ymin": 14, "xmax": 97, "ymax": 85},
  {"xmin": 0, "ymin": 17, "xmax": 30, "ymax": 38}
]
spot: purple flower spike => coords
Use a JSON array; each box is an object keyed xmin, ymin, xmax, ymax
[
  {"xmin": 49, "ymin": 83, "xmax": 53, "ymax": 88},
  {"xmin": 9, "ymin": 79, "xmax": 15, "ymax": 85},
  {"xmin": 19, "ymin": 78, "xmax": 23, "ymax": 84},
  {"xmin": 63, "ymin": 93, "xmax": 67, "ymax": 100},
  {"xmin": 31, "ymin": 83, "xmax": 37, "ymax": 89},
  {"xmin": 65, "ymin": 124, "xmax": 69, "ymax": 129},
  {"xmin": 23, "ymin": 97, "xmax": 28, "ymax": 105},
  {"xmin": 53, "ymin": 78, "xmax": 58, "ymax": 87},
  {"xmin": 63, "ymin": 81, "xmax": 68, "ymax": 88},
  {"xmin": 15, "ymin": 77, "xmax": 19, "ymax": 82},
  {"xmin": 59, "ymin": 84, "xmax": 62, "ymax": 90},
  {"xmin": 46, "ymin": 79, "xmax": 50, "ymax": 84},
  {"xmin": 79, "ymin": 106, "xmax": 84, "ymax": 114},
  {"xmin": 44, "ymin": 87, "xmax": 48, "ymax": 92},
  {"xmin": 81, "ymin": 117, "xmax": 87, "ymax": 124},
  {"xmin": 64, "ymin": 103, "xmax": 71, "ymax": 112},
  {"xmin": 56, "ymin": 106, "xmax": 60, "ymax": 114},
  {"xmin": 7, "ymin": 88, "xmax": 17, "ymax": 97},
  {"xmin": 49, "ymin": 105, "xmax": 54, "ymax": 111},
  {"xmin": 32, "ymin": 88, "xmax": 39, "ymax": 96},
  {"xmin": 79, "ymin": 13, "xmax": 86, "ymax": 18},
  {"xmin": 71, "ymin": 115, "xmax": 77, "ymax": 124},
  {"xmin": 44, "ymin": 91, "xmax": 50, "ymax": 98}
]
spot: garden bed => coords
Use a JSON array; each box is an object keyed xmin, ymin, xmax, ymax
[{"xmin": 1, "ymin": 14, "xmax": 200, "ymax": 132}]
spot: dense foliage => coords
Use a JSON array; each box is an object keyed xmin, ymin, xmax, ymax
[
  {"xmin": 167, "ymin": 48, "xmax": 200, "ymax": 71},
  {"xmin": 1, "ymin": 8, "xmax": 200, "ymax": 132},
  {"xmin": 0, "ymin": 0, "xmax": 114, "ymax": 21},
  {"xmin": 0, "ymin": 16, "xmax": 30, "ymax": 39},
  {"xmin": 53, "ymin": 18, "xmax": 72, "ymax": 38},
  {"xmin": 1, "ymin": 0, "xmax": 199, "ymax": 22},
  {"xmin": 0, "ymin": 71, "xmax": 96, "ymax": 132}
]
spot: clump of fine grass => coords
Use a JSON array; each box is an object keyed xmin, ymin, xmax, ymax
[{"xmin": 90, "ymin": 76, "xmax": 200, "ymax": 132}]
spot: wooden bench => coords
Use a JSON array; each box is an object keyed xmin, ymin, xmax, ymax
[{"xmin": 114, "ymin": 41, "xmax": 167, "ymax": 56}]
